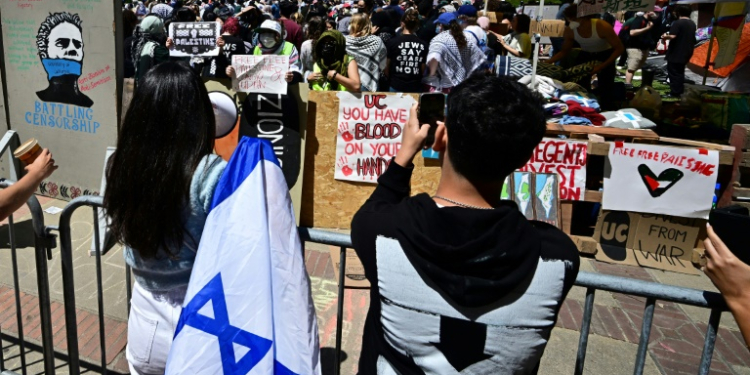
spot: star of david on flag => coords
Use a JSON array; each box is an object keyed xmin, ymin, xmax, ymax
[{"xmin": 166, "ymin": 137, "xmax": 321, "ymax": 375}]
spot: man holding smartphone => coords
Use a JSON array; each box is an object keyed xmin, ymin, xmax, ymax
[{"xmin": 351, "ymin": 74, "xmax": 580, "ymax": 374}]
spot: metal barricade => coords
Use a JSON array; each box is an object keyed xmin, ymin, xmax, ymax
[
  {"xmin": 0, "ymin": 131, "xmax": 57, "ymax": 375},
  {"xmin": 296, "ymin": 228, "xmax": 730, "ymax": 375},
  {"xmin": 51, "ymin": 200, "xmax": 731, "ymax": 375}
]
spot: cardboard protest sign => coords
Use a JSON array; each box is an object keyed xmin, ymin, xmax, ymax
[
  {"xmin": 334, "ymin": 92, "xmax": 415, "ymax": 183},
  {"xmin": 631, "ymin": 214, "xmax": 702, "ymax": 275},
  {"xmin": 577, "ymin": 0, "xmax": 655, "ymax": 17},
  {"xmin": 534, "ymin": 173, "xmax": 561, "ymax": 227},
  {"xmin": 603, "ymin": 143, "xmax": 719, "ymax": 219},
  {"xmin": 1, "ymin": 2, "xmax": 119, "ymax": 198},
  {"xmin": 531, "ymin": 20, "xmax": 566, "ymax": 37},
  {"xmin": 168, "ymin": 22, "xmax": 221, "ymax": 57},
  {"xmin": 594, "ymin": 210, "xmax": 703, "ymax": 274},
  {"xmin": 518, "ymin": 138, "xmax": 587, "ymax": 201},
  {"xmin": 594, "ymin": 210, "xmax": 640, "ymax": 266},
  {"xmin": 232, "ymin": 55, "xmax": 289, "ymax": 95}
]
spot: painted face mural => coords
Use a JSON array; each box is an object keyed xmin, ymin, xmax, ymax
[{"xmin": 35, "ymin": 12, "xmax": 93, "ymax": 108}]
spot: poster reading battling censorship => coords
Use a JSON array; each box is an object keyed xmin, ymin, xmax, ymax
[{"xmin": 0, "ymin": 1, "xmax": 118, "ymax": 199}]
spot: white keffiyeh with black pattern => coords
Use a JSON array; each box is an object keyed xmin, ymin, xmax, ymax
[
  {"xmin": 345, "ymin": 35, "xmax": 387, "ymax": 92},
  {"xmin": 423, "ymin": 31, "xmax": 486, "ymax": 90}
]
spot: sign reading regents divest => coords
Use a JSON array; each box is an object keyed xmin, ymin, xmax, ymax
[
  {"xmin": 334, "ymin": 92, "xmax": 415, "ymax": 183},
  {"xmin": 518, "ymin": 138, "xmax": 588, "ymax": 201},
  {"xmin": 0, "ymin": 2, "xmax": 118, "ymax": 199}
]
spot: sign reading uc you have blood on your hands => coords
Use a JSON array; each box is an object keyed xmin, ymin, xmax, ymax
[
  {"xmin": 0, "ymin": 1, "xmax": 118, "ymax": 199},
  {"xmin": 334, "ymin": 92, "xmax": 415, "ymax": 183},
  {"xmin": 603, "ymin": 143, "xmax": 719, "ymax": 219}
]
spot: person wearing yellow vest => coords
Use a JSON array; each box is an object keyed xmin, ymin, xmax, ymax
[
  {"xmin": 307, "ymin": 30, "xmax": 361, "ymax": 92},
  {"xmin": 226, "ymin": 19, "xmax": 303, "ymax": 83}
]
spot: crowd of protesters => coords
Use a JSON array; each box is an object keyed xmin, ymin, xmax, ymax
[{"xmin": 121, "ymin": 0, "xmax": 541, "ymax": 93}]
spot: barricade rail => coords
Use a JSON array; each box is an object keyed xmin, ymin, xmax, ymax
[{"xmin": 0, "ymin": 192, "xmax": 733, "ymax": 375}]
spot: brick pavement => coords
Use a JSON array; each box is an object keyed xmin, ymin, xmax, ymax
[{"xmin": 0, "ymin": 245, "xmax": 747, "ymax": 374}]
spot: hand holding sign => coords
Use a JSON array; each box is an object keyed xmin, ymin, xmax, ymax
[{"xmin": 231, "ymin": 55, "xmax": 289, "ymax": 95}]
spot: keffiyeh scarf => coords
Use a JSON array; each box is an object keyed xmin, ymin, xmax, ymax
[
  {"xmin": 424, "ymin": 31, "xmax": 486, "ymax": 90},
  {"xmin": 345, "ymin": 35, "xmax": 386, "ymax": 92}
]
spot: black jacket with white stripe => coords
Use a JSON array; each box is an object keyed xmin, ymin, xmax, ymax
[{"xmin": 351, "ymin": 161, "xmax": 580, "ymax": 374}]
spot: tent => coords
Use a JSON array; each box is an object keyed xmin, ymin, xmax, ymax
[{"xmin": 688, "ymin": 22, "xmax": 750, "ymax": 78}]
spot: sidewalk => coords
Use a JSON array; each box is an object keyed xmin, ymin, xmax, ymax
[{"xmin": 0, "ymin": 197, "xmax": 748, "ymax": 374}]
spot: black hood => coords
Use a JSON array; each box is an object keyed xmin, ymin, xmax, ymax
[{"xmin": 393, "ymin": 193, "xmax": 541, "ymax": 308}]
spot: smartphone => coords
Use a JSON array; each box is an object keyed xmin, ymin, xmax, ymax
[{"xmin": 418, "ymin": 93, "xmax": 446, "ymax": 148}]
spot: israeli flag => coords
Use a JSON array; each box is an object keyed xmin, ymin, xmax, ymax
[{"xmin": 166, "ymin": 137, "xmax": 321, "ymax": 375}]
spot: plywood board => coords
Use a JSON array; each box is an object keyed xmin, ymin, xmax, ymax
[
  {"xmin": 1, "ymin": 2, "xmax": 119, "ymax": 198},
  {"xmin": 301, "ymin": 91, "xmax": 440, "ymax": 229}
]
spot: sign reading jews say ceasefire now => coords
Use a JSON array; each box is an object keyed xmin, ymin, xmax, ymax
[
  {"xmin": 603, "ymin": 143, "xmax": 719, "ymax": 219},
  {"xmin": 334, "ymin": 93, "xmax": 415, "ymax": 183},
  {"xmin": 518, "ymin": 138, "xmax": 588, "ymax": 201}
]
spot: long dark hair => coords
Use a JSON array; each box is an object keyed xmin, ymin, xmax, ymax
[
  {"xmin": 448, "ymin": 20, "xmax": 467, "ymax": 49},
  {"xmin": 104, "ymin": 62, "xmax": 215, "ymax": 259}
]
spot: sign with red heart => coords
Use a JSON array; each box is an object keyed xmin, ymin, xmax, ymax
[{"xmin": 603, "ymin": 143, "xmax": 718, "ymax": 219}]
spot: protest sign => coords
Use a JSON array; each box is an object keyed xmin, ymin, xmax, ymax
[
  {"xmin": 168, "ymin": 22, "xmax": 221, "ymax": 57},
  {"xmin": 594, "ymin": 210, "xmax": 640, "ymax": 266},
  {"xmin": 518, "ymin": 138, "xmax": 588, "ymax": 201},
  {"xmin": 521, "ymin": 5, "xmax": 560, "ymax": 20},
  {"xmin": 603, "ymin": 143, "xmax": 719, "ymax": 219},
  {"xmin": 1, "ymin": 1, "xmax": 119, "ymax": 198},
  {"xmin": 333, "ymin": 92, "xmax": 415, "ymax": 183},
  {"xmin": 531, "ymin": 20, "xmax": 566, "ymax": 37},
  {"xmin": 534, "ymin": 173, "xmax": 560, "ymax": 227},
  {"xmin": 232, "ymin": 55, "xmax": 289, "ymax": 95},
  {"xmin": 513, "ymin": 172, "xmax": 535, "ymax": 219},
  {"xmin": 631, "ymin": 214, "xmax": 702, "ymax": 275},
  {"xmin": 594, "ymin": 210, "xmax": 703, "ymax": 274},
  {"xmin": 577, "ymin": 0, "xmax": 656, "ymax": 17}
]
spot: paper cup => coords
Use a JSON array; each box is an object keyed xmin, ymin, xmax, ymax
[{"xmin": 13, "ymin": 139, "xmax": 42, "ymax": 166}]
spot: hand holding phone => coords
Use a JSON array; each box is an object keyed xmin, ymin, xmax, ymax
[{"xmin": 418, "ymin": 93, "xmax": 446, "ymax": 149}]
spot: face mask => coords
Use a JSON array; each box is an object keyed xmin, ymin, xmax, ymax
[
  {"xmin": 259, "ymin": 33, "xmax": 278, "ymax": 48},
  {"xmin": 435, "ymin": 25, "xmax": 441, "ymax": 33},
  {"xmin": 352, "ymin": 7, "xmax": 359, "ymax": 13},
  {"xmin": 568, "ymin": 21, "xmax": 580, "ymax": 29},
  {"xmin": 42, "ymin": 58, "xmax": 83, "ymax": 80}
]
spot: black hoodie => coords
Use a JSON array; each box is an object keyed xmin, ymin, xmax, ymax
[{"xmin": 351, "ymin": 161, "xmax": 580, "ymax": 374}]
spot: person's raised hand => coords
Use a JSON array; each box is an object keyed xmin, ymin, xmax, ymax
[
  {"xmin": 25, "ymin": 149, "xmax": 57, "ymax": 182},
  {"xmin": 703, "ymin": 224, "xmax": 750, "ymax": 309},
  {"xmin": 394, "ymin": 103, "xmax": 430, "ymax": 167},
  {"xmin": 226, "ymin": 66, "xmax": 236, "ymax": 78},
  {"xmin": 166, "ymin": 37, "xmax": 175, "ymax": 49},
  {"xmin": 285, "ymin": 71, "xmax": 294, "ymax": 82}
]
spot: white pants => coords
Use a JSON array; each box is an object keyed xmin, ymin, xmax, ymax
[{"xmin": 126, "ymin": 282, "xmax": 184, "ymax": 375}]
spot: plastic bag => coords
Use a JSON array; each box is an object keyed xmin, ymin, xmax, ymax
[{"xmin": 630, "ymin": 86, "xmax": 662, "ymax": 120}]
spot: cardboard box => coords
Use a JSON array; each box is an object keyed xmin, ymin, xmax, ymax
[{"xmin": 594, "ymin": 210, "xmax": 703, "ymax": 275}]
